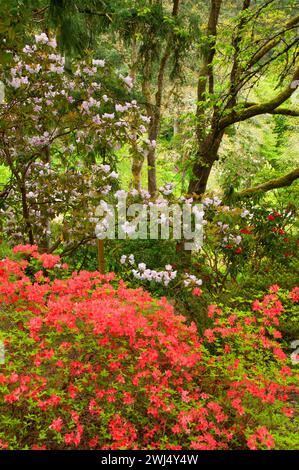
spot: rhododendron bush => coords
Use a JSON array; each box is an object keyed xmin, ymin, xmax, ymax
[
  {"xmin": 112, "ymin": 197, "xmax": 297, "ymax": 309},
  {"xmin": 0, "ymin": 246, "xmax": 298, "ymax": 450},
  {"xmin": 0, "ymin": 34, "xmax": 150, "ymax": 252}
]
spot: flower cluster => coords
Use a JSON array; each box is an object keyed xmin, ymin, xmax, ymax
[
  {"xmin": 3, "ymin": 162, "xmax": 119, "ymax": 249},
  {"xmin": 0, "ymin": 246, "xmax": 297, "ymax": 450},
  {"xmin": 183, "ymin": 273, "xmax": 203, "ymax": 288},
  {"xmin": 195, "ymin": 198, "xmax": 297, "ymax": 286},
  {"xmin": 0, "ymin": 34, "xmax": 150, "ymax": 249},
  {"xmin": 159, "ymin": 182, "xmax": 175, "ymax": 196},
  {"xmin": 120, "ymin": 254, "xmax": 135, "ymax": 265},
  {"xmin": 119, "ymin": 255, "xmax": 203, "ymax": 291},
  {"xmin": 132, "ymin": 263, "xmax": 177, "ymax": 286}
]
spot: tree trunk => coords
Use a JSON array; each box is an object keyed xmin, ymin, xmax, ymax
[
  {"xmin": 188, "ymin": 133, "xmax": 223, "ymax": 197},
  {"xmin": 190, "ymin": 0, "xmax": 223, "ymax": 197},
  {"xmin": 147, "ymin": 114, "xmax": 159, "ymax": 196},
  {"xmin": 142, "ymin": 77, "xmax": 158, "ymax": 197},
  {"xmin": 188, "ymin": 158, "xmax": 214, "ymax": 196},
  {"xmin": 130, "ymin": 36, "xmax": 144, "ymax": 191},
  {"xmin": 131, "ymin": 154, "xmax": 144, "ymax": 190},
  {"xmin": 40, "ymin": 146, "xmax": 51, "ymax": 252},
  {"xmin": 97, "ymin": 239, "xmax": 105, "ymax": 274},
  {"xmin": 20, "ymin": 184, "xmax": 34, "ymax": 245},
  {"xmin": 142, "ymin": 0, "xmax": 180, "ymax": 197},
  {"xmin": 147, "ymin": 148, "xmax": 157, "ymax": 196}
]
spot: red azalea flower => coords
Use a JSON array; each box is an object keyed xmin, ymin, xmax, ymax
[
  {"xmin": 49, "ymin": 417, "xmax": 63, "ymax": 432},
  {"xmin": 282, "ymin": 407, "xmax": 294, "ymax": 418},
  {"xmin": 88, "ymin": 437, "xmax": 99, "ymax": 448},
  {"xmin": 192, "ymin": 287, "xmax": 201, "ymax": 297},
  {"xmin": 0, "ymin": 440, "xmax": 8, "ymax": 449},
  {"xmin": 31, "ymin": 445, "xmax": 47, "ymax": 450},
  {"xmin": 289, "ymin": 287, "xmax": 299, "ymax": 303},
  {"xmin": 269, "ymin": 285, "xmax": 280, "ymax": 293}
]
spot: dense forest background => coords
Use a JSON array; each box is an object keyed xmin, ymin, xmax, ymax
[{"xmin": 1, "ymin": 0, "xmax": 299, "ymax": 197}]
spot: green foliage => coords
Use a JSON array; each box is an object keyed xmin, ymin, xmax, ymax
[
  {"xmin": 0, "ymin": 0, "xmax": 47, "ymax": 60},
  {"xmin": 0, "ymin": 0, "xmax": 298, "ymax": 451}
]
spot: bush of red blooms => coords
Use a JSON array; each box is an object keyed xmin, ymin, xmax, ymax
[{"xmin": 0, "ymin": 246, "xmax": 298, "ymax": 450}]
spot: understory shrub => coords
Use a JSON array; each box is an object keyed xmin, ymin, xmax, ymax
[{"xmin": 0, "ymin": 246, "xmax": 298, "ymax": 450}]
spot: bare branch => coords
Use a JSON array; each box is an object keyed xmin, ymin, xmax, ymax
[{"xmin": 246, "ymin": 14, "xmax": 299, "ymax": 70}]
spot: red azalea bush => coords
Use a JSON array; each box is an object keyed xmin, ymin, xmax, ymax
[{"xmin": 0, "ymin": 246, "xmax": 298, "ymax": 450}]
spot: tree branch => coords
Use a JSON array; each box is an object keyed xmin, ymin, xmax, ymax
[
  {"xmin": 245, "ymin": 14, "xmax": 299, "ymax": 70},
  {"xmin": 241, "ymin": 101, "xmax": 299, "ymax": 117},
  {"xmin": 237, "ymin": 167, "xmax": 299, "ymax": 198},
  {"xmin": 196, "ymin": 0, "xmax": 222, "ymax": 140},
  {"xmin": 219, "ymin": 65, "xmax": 299, "ymax": 128},
  {"xmin": 228, "ymin": 0, "xmax": 251, "ymax": 110}
]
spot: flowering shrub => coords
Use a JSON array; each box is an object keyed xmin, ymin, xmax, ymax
[
  {"xmin": 190, "ymin": 199, "xmax": 298, "ymax": 287},
  {"xmin": 0, "ymin": 246, "xmax": 298, "ymax": 450},
  {"xmin": 110, "ymin": 195, "xmax": 297, "ymax": 308},
  {"xmin": 0, "ymin": 33, "xmax": 149, "ymax": 251}
]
